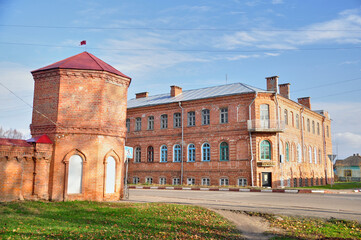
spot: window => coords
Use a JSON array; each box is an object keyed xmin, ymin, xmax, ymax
[
  {"xmin": 284, "ymin": 109, "xmax": 288, "ymax": 125},
  {"xmin": 297, "ymin": 144, "xmax": 302, "ymax": 163},
  {"xmin": 133, "ymin": 177, "xmax": 140, "ymax": 184},
  {"xmin": 105, "ymin": 156, "xmax": 116, "ymax": 194},
  {"xmin": 327, "ymin": 126, "xmax": 330, "ymax": 138},
  {"xmin": 238, "ymin": 178, "xmax": 247, "ymax": 187},
  {"xmin": 220, "ymin": 178, "xmax": 229, "ymax": 186},
  {"xmin": 260, "ymin": 140, "xmax": 271, "ymax": 160},
  {"xmin": 285, "ymin": 142, "xmax": 290, "ymax": 162},
  {"xmin": 159, "ymin": 177, "xmax": 166, "ymax": 185},
  {"xmin": 160, "ymin": 145, "xmax": 168, "ymax": 162},
  {"xmin": 135, "ymin": 117, "xmax": 141, "ymax": 131},
  {"xmin": 187, "ymin": 178, "xmax": 195, "ymax": 185},
  {"xmin": 317, "ymin": 123, "xmax": 320, "ymax": 135},
  {"xmin": 135, "ymin": 147, "xmax": 141, "ymax": 163},
  {"xmin": 126, "ymin": 119, "xmax": 130, "ymax": 132},
  {"xmin": 68, "ymin": 154, "xmax": 83, "ymax": 194},
  {"xmin": 312, "ymin": 120, "xmax": 315, "ymax": 134},
  {"xmin": 147, "ymin": 116, "xmax": 154, "ymax": 130},
  {"xmin": 220, "ymin": 108, "xmax": 228, "ymax": 124},
  {"xmin": 344, "ymin": 170, "xmax": 352, "ymax": 177},
  {"xmin": 202, "ymin": 178, "xmax": 210, "ymax": 186},
  {"xmin": 220, "ymin": 142, "xmax": 229, "ymax": 161},
  {"xmin": 307, "ymin": 119, "xmax": 310, "ymax": 132},
  {"xmin": 202, "ymin": 109, "xmax": 210, "ymax": 125},
  {"xmin": 188, "ymin": 144, "xmax": 195, "ymax": 162},
  {"xmin": 318, "ymin": 149, "xmax": 322, "ymax": 164},
  {"xmin": 173, "ymin": 178, "xmax": 180, "ymax": 185},
  {"xmin": 187, "ymin": 111, "xmax": 195, "ymax": 126},
  {"xmin": 147, "ymin": 146, "xmax": 154, "ymax": 162},
  {"xmin": 161, "ymin": 114, "xmax": 168, "ymax": 129},
  {"xmin": 202, "ymin": 143, "xmax": 210, "ymax": 161},
  {"xmin": 145, "ymin": 177, "xmax": 153, "ymax": 184},
  {"xmin": 309, "ymin": 146, "xmax": 312, "ymax": 163},
  {"xmin": 296, "ymin": 114, "xmax": 300, "ymax": 129},
  {"xmin": 173, "ymin": 113, "xmax": 181, "ymax": 128},
  {"xmin": 291, "ymin": 112, "xmax": 294, "ymax": 127},
  {"xmin": 260, "ymin": 104, "xmax": 270, "ymax": 128},
  {"xmin": 173, "ymin": 144, "xmax": 182, "ymax": 162},
  {"xmin": 314, "ymin": 148, "xmax": 317, "ymax": 164}
]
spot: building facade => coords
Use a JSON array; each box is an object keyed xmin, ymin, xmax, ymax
[
  {"xmin": 335, "ymin": 154, "xmax": 361, "ymax": 182},
  {"xmin": 0, "ymin": 52, "xmax": 131, "ymax": 201},
  {"xmin": 125, "ymin": 76, "xmax": 333, "ymax": 188}
]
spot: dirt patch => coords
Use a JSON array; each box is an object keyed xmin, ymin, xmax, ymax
[{"xmin": 212, "ymin": 209, "xmax": 283, "ymax": 240}]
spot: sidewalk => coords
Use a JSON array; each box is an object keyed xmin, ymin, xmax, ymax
[{"xmin": 128, "ymin": 185, "xmax": 361, "ymax": 194}]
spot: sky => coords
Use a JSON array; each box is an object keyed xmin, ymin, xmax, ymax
[{"xmin": 0, "ymin": 0, "xmax": 361, "ymax": 159}]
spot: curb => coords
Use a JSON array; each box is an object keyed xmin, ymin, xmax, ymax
[{"xmin": 128, "ymin": 186, "xmax": 361, "ymax": 194}]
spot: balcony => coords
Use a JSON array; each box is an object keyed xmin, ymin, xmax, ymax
[{"xmin": 247, "ymin": 119, "xmax": 285, "ymax": 133}]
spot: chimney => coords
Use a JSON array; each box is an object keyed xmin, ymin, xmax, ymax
[
  {"xmin": 266, "ymin": 76, "xmax": 279, "ymax": 93},
  {"xmin": 136, "ymin": 92, "xmax": 148, "ymax": 99},
  {"xmin": 170, "ymin": 85, "xmax": 182, "ymax": 97},
  {"xmin": 279, "ymin": 83, "xmax": 291, "ymax": 99},
  {"xmin": 298, "ymin": 97, "xmax": 311, "ymax": 109}
]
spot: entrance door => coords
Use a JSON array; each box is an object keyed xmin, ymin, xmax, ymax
[
  {"xmin": 260, "ymin": 104, "xmax": 270, "ymax": 129},
  {"xmin": 262, "ymin": 172, "xmax": 272, "ymax": 187}
]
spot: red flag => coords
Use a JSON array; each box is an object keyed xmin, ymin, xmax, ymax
[{"xmin": 80, "ymin": 40, "xmax": 86, "ymax": 46}]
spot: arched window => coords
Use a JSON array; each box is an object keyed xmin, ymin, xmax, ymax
[
  {"xmin": 188, "ymin": 144, "xmax": 195, "ymax": 162},
  {"xmin": 284, "ymin": 109, "xmax": 288, "ymax": 125},
  {"xmin": 105, "ymin": 156, "xmax": 116, "ymax": 193},
  {"xmin": 220, "ymin": 142, "xmax": 229, "ymax": 161},
  {"xmin": 173, "ymin": 144, "xmax": 181, "ymax": 162},
  {"xmin": 309, "ymin": 146, "xmax": 312, "ymax": 163},
  {"xmin": 318, "ymin": 149, "xmax": 322, "ymax": 164},
  {"xmin": 147, "ymin": 146, "xmax": 154, "ymax": 162},
  {"xmin": 135, "ymin": 147, "xmax": 141, "ymax": 163},
  {"xmin": 202, "ymin": 143, "xmax": 210, "ymax": 161},
  {"xmin": 285, "ymin": 142, "xmax": 290, "ymax": 162},
  {"xmin": 297, "ymin": 144, "xmax": 302, "ymax": 163},
  {"xmin": 317, "ymin": 123, "xmax": 320, "ymax": 135},
  {"xmin": 312, "ymin": 121, "xmax": 315, "ymax": 134},
  {"xmin": 160, "ymin": 145, "xmax": 167, "ymax": 162},
  {"xmin": 295, "ymin": 114, "xmax": 300, "ymax": 129},
  {"xmin": 260, "ymin": 140, "xmax": 271, "ymax": 160},
  {"xmin": 68, "ymin": 154, "xmax": 83, "ymax": 194},
  {"xmin": 307, "ymin": 119, "xmax": 310, "ymax": 132},
  {"xmin": 314, "ymin": 147, "xmax": 317, "ymax": 164}
]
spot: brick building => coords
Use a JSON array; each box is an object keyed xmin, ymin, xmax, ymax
[
  {"xmin": 125, "ymin": 76, "xmax": 333, "ymax": 188},
  {"xmin": 0, "ymin": 52, "xmax": 131, "ymax": 201}
]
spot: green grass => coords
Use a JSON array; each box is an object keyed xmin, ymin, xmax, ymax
[
  {"xmin": 245, "ymin": 212, "xmax": 361, "ymax": 240},
  {"xmin": 298, "ymin": 182, "xmax": 361, "ymax": 190},
  {"xmin": 0, "ymin": 201, "xmax": 242, "ymax": 239}
]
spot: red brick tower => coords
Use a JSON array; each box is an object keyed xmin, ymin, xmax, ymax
[{"xmin": 31, "ymin": 52, "xmax": 131, "ymax": 201}]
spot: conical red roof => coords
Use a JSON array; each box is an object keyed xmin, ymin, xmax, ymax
[{"xmin": 32, "ymin": 52, "xmax": 131, "ymax": 80}]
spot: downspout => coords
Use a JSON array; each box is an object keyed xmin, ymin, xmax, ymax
[
  {"xmin": 248, "ymin": 92, "xmax": 257, "ymax": 187},
  {"xmin": 179, "ymin": 102, "xmax": 184, "ymax": 185},
  {"xmin": 274, "ymin": 93, "xmax": 282, "ymax": 187},
  {"xmin": 300, "ymin": 107, "xmax": 305, "ymax": 180},
  {"xmin": 322, "ymin": 117, "xmax": 328, "ymax": 184}
]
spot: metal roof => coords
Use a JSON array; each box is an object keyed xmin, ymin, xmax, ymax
[
  {"xmin": 128, "ymin": 82, "xmax": 270, "ymax": 109},
  {"xmin": 32, "ymin": 52, "xmax": 131, "ymax": 80}
]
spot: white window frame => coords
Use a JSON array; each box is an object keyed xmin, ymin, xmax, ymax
[
  {"xmin": 173, "ymin": 113, "xmax": 181, "ymax": 128},
  {"xmin": 238, "ymin": 178, "xmax": 247, "ymax": 187},
  {"xmin": 135, "ymin": 147, "xmax": 141, "ymax": 163},
  {"xmin": 147, "ymin": 116, "xmax": 154, "ymax": 130},
  {"xmin": 145, "ymin": 177, "xmax": 153, "ymax": 184},
  {"xmin": 159, "ymin": 177, "xmax": 166, "ymax": 185},
  {"xmin": 220, "ymin": 107, "xmax": 228, "ymax": 124},
  {"xmin": 220, "ymin": 178, "xmax": 229, "ymax": 186},
  {"xmin": 202, "ymin": 178, "xmax": 210, "ymax": 186},
  {"xmin": 135, "ymin": 117, "xmax": 141, "ymax": 131},
  {"xmin": 161, "ymin": 114, "xmax": 168, "ymax": 129},
  {"xmin": 172, "ymin": 178, "xmax": 180, "ymax": 185},
  {"xmin": 133, "ymin": 177, "xmax": 140, "ymax": 184},
  {"xmin": 187, "ymin": 111, "xmax": 196, "ymax": 126},
  {"xmin": 187, "ymin": 178, "xmax": 195, "ymax": 185}
]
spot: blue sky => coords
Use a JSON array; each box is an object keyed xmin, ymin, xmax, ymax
[{"xmin": 0, "ymin": 0, "xmax": 361, "ymax": 159}]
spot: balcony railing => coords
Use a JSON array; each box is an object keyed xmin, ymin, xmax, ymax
[{"xmin": 247, "ymin": 119, "xmax": 285, "ymax": 133}]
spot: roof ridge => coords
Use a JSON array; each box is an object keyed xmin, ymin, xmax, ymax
[{"xmin": 85, "ymin": 52, "xmax": 103, "ymax": 70}]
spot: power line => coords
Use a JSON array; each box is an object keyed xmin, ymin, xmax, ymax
[
  {"xmin": 293, "ymin": 77, "xmax": 361, "ymax": 93},
  {"xmin": 1, "ymin": 24, "xmax": 361, "ymax": 32},
  {"xmin": 313, "ymin": 88, "xmax": 361, "ymax": 99},
  {"xmin": 1, "ymin": 41, "xmax": 361, "ymax": 53},
  {"xmin": 0, "ymin": 81, "xmax": 62, "ymax": 127}
]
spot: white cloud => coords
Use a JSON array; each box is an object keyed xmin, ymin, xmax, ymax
[
  {"xmin": 340, "ymin": 60, "xmax": 359, "ymax": 65},
  {"xmin": 335, "ymin": 132, "xmax": 361, "ymax": 149},
  {"xmin": 217, "ymin": 7, "xmax": 361, "ymax": 50}
]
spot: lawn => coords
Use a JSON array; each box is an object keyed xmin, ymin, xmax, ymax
[
  {"xmin": 0, "ymin": 201, "xmax": 242, "ymax": 239},
  {"xmin": 299, "ymin": 182, "xmax": 361, "ymax": 190},
  {"xmin": 245, "ymin": 212, "xmax": 361, "ymax": 240}
]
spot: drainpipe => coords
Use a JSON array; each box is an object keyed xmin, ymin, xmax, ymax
[
  {"xmin": 179, "ymin": 102, "xmax": 184, "ymax": 185},
  {"xmin": 248, "ymin": 92, "xmax": 257, "ymax": 187},
  {"xmin": 274, "ymin": 93, "xmax": 282, "ymax": 187},
  {"xmin": 322, "ymin": 117, "xmax": 328, "ymax": 184},
  {"xmin": 300, "ymin": 107, "xmax": 305, "ymax": 163}
]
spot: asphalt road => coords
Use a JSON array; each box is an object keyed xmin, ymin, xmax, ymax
[{"xmin": 127, "ymin": 189, "xmax": 361, "ymax": 222}]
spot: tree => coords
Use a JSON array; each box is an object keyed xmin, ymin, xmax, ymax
[{"xmin": 0, "ymin": 126, "xmax": 25, "ymax": 139}]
